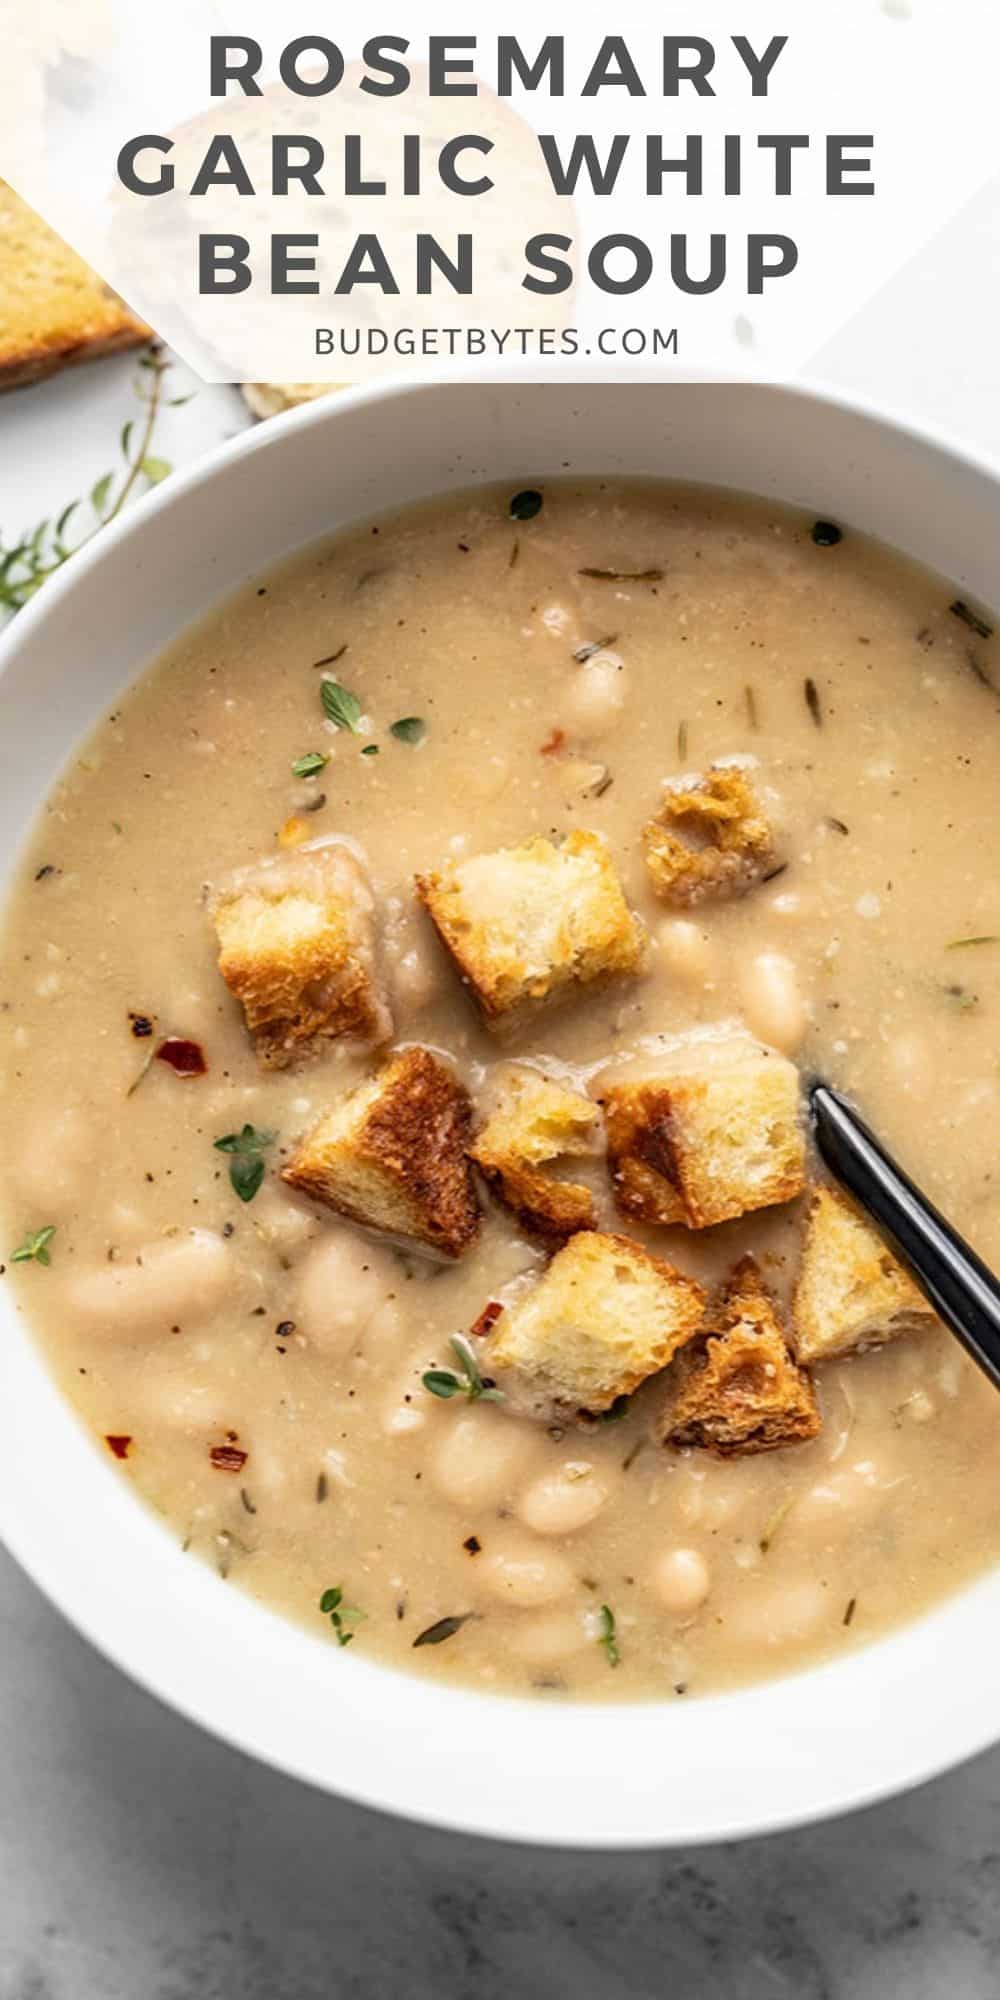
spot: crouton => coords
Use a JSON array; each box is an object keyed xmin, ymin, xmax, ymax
[
  {"xmin": 792, "ymin": 1186, "xmax": 935, "ymax": 1364},
  {"xmin": 599, "ymin": 1032, "xmax": 805, "ymax": 1230},
  {"xmin": 281, "ymin": 1046, "xmax": 479, "ymax": 1259},
  {"xmin": 416, "ymin": 830, "xmax": 644, "ymax": 1032},
  {"xmin": 484, "ymin": 1230, "xmax": 706, "ymax": 1417},
  {"xmin": 643, "ymin": 764, "xmax": 775, "ymax": 906},
  {"xmin": 658, "ymin": 1256, "xmax": 821, "ymax": 1457},
  {"xmin": 470, "ymin": 1067, "xmax": 601, "ymax": 1240},
  {"xmin": 210, "ymin": 840, "xmax": 391, "ymax": 1068}
]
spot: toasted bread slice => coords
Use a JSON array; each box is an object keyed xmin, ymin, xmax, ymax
[
  {"xmin": 792, "ymin": 1186, "xmax": 936, "ymax": 1364},
  {"xmin": 643, "ymin": 764, "xmax": 775, "ymax": 906},
  {"xmin": 471, "ymin": 1066, "xmax": 600, "ymax": 1240},
  {"xmin": 599, "ymin": 1032, "xmax": 805, "ymax": 1230},
  {"xmin": 210, "ymin": 839, "xmax": 391, "ymax": 1069},
  {"xmin": 0, "ymin": 181, "xmax": 148, "ymax": 391},
  {"xmin": 659, "ymin": 1256, "xmax": 821, "ymax": 1457},
  {"xmin": 484, "ymin": 1229, "xmax": 705, "ymax": 1417},
  {"xmin": 282, "ymin": 1045, "xmax": 479, "ymax": 1259},
  {"xmin": 416, "ymin": 830, "xmax": 644, "ymax": 1033}
]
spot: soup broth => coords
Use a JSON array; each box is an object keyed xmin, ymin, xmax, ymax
[{"xmin": 2, "ymin": 478, "xmax": 998, "ymax": 1702}]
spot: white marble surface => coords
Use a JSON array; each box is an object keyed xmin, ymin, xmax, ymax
[{"xmin": 4, "ymin": 181, "xmax": 1000, "ymax": 1995}]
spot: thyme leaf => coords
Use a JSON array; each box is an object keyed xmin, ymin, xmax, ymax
[
  {"xmin": 214, "ymin": 1124, "xmax": 277, "ymax": 1203},
  {"xmin": 320, "ymin": 679, "xmax": 363, "ymax": 733},
  {"xmin": 597, "ymin": 1602, "xmax": 620, "ymax": 1667},
  {"xmin": 10, "ymin": 1224, "xmax": 56, "ymax": 1266},
  {"xmin": 291, "ymin": 751, "xmax": 329, "ymax": 779},
  {"xmin": 319, "ymin": 1584, "xmax": 365, "ymax": 1647},
  {"xmin": 413, "ymin": 1612, "xmax": 474, "ymax": 1648},
  {"xmin": 422, "ymin": 1333, "xmax": 504, "ymax": 1405},
  {"xmin": 390, "ymin": 716, "xmax": 426, "ymax": 745}
]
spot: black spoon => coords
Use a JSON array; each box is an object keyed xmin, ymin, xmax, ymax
[{"xmin": 810, "ymin": 1081, "xmax": 1000, "ymax": 1391}]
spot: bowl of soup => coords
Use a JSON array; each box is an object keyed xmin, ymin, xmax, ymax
[{"xmin": 1, "ymin": 370, "xmax": 999, "ymax": 1847}]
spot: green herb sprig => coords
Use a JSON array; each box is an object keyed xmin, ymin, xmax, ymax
[
  {"xmin": 422, "ymin": 1333, "xmax": 504, "ymax": 1404},
  {"xmin": 413, "ymin": 1612, "xmax": 474, "ymax": 1648},
  {"xmin": 390, "ymin": 716, "xmax": 426, "ymax": 745},
  {"xmin": 0, "ymin": 347, "xmax": 181, "ymax": 620},
  {"xmin": 291, "ymin": 751, "xmax": 329, "ymax": 779},
  {"xmin": 597, "ymin": 1603, "xmax": 620, "ymax": 1667},
  {"xmin": 319, "ymin": 1585, "xmax": 364, "ymax": 1647},
  {"xmin": 320, "ymin": 679, "xmax": 363, "ymax": 732},
  {"xmin": 10, "ymin": 1225, "xmax": 56, "ymax": 1266},
  {"xmin": 213, "ymin": 1124, "xmax": 277, "ymax": 1203}
]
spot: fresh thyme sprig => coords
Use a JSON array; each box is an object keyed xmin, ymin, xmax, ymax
[
  {"xmin": 422, "ymin": 1333, "xmax": 504, "ymax": 1404},
  {"xmin": 0, "ymin": 346, "xmax": 184, "ymax": 620}
]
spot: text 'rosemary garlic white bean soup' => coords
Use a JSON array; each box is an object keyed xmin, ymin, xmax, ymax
[{"xmin": 3, "ymin": 478, "xmax": 999, "ymax": 1701}]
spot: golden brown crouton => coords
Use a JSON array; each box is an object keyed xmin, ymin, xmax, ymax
[
  {"xmin": 484, "ymin": 1230, "xmax": 705, "ymax": 1417},
  {"xmin": 281, "ymin": 1046, "xmax": 479, "ymax": 1260},
  {"xmin": 643, "ymin": 765, "xmax": 775, "ymax": 906},
  {"xmin": 416, "ymin": 830, "xmax": 644, "ymax": 1032},
  {"xmin": 658, "ymin": 1256, "xmax": 821, "ymax": 1457},
  {"xmin": 599, "ymin": 1033, "xmax": 805, "ymax": 1230},
  {"xmin": 470, "ymin": 1067, "xmax": 601, "ymax": 1240},
  {"xmin": 210, "ymin": 840, "xmax": 392, "ymax": 1069},
  {"xmin": 792, "ymin": 1186, "xmax": 936, "ymax": 1364}
]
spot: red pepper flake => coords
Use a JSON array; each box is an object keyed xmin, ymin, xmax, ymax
[
  {"xmin": 469, "ymin": 1301, "xmax": 503, "ymax": 1339},
  {"xmin": 105, "ymin": 1434, "xmax": 133, "ymax": 1460},
  {"xmin": 210, "ymin": 1443, "xmax": 248, "ymax": 1473},
  {"xmin": 540, "ymin": 727, "xmax": 566, "ymax": 757},
  {"xmin": 156, "ymin": 1037, "xmax": 207, "ymax": 1077}
]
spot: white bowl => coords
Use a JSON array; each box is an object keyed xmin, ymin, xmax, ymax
[{"xmin": 2, "ymin": 370, "xmax": 999, "ymax": 1848}]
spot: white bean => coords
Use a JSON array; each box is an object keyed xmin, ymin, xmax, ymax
[
  {"xmin": 725, "ymin": 1577, "xmax": 832, "ymax": 1649},
  {"xmin": 480, "ymin": 1538, "xmax": 577, "ymax": 1608},
  {"xmin": 650, "ymin": 1547, "xmax": 711, "ymax": 1613},
  {"xmin": 294, "ymin": 1230, "xmax": 395, "ymax": 1356},
  {"xmin": 508, "ymin": 1611, "xmax": 591, "ymax": 1665},
  {"xmin": 430, "ymin": 1409, "xmax": 541, "ymax": 1509},
  {"xmin": 392, "ymin": 944, "xmax": 439, "ymax": 1011},
  {"xmin": 792, "ymin": 1457, "xmax": 901, "ymax": 1531},
  {"xmin": 562, "ymin": 652, "xmax": 627, "ymax": 740},
  {"xmin": 517, "ymin": 1461, "xmax": 614, "ymax": 1536},
  {"xmin": 66, "ymin": 1229, "xmax": 232, "ymax": 1334},
  {"xmin": 17, "ymin": 1105, "xmax": 93, "ymax": 1215},
  {"xmin": 739, "ymin": 951, "xmax": 808, "ymax": 1053},
  {"xmin": 251, "ymin": 1184, "xmax": 321, "ymax": 1252},
  {"xmin": 656, "ymin": 918, "xmax": 714, "ymax": 986}
]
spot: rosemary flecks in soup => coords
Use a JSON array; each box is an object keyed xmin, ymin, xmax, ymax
[{"xmin": 2, "ymin": 479, "xmax": 1000, "ymax": 1702}]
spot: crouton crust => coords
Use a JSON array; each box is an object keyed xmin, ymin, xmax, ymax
[
  {"xmin": 484, "ymin": 1229, "xmax": 706, "ymax": 1417},
  {"xmin": 282, "ymin": 1046, "xmax": 479, "ymax": 1259},
  {"xmin": 470, "ymin": 1067, "xmax": 600, "ymax": 1240},
  {"xmin": 210, "ymin": 841, "xmax": 391, "ymax": 1069},
  {"xmin": 416, "ymin": 829, "xmax": 644, "ymax": 1031},
  {"xmin": 792, "ymin": 1186, "xmax": 935, "ymax": 1365},
  {"xmin": 659, "ymin": 1256, "xmax": 821, "ymax": 1457},
  {"xmin": 601, "ymin": 1080, "xmax": 689, "ymax": 1227},
  {"xmin": 599, "ymin": 1035, "xmax": 805, "ymax": 1230},
  {"xmin": 643, "ymin": 766, "xmax": 775, "ymax": 906}
]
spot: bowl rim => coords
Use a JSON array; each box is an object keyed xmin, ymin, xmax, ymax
[{"xmin": 2, "ymin": 360, "xmax": 1000, "ymax": 1849}]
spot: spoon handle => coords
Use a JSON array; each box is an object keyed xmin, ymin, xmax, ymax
[{"xmin": 810, "ymin": 1082, "xmax": 1000, "ymax": 1391}]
